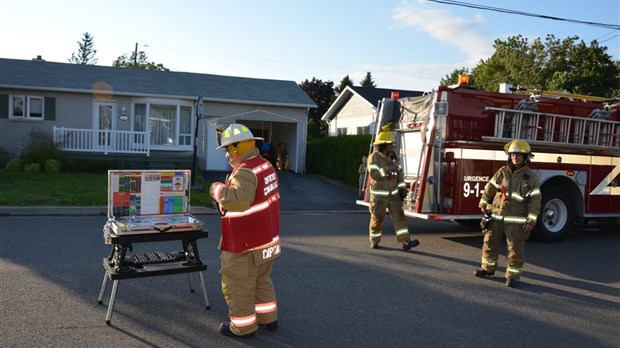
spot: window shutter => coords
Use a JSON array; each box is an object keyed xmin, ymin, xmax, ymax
[
  {"xmin": 0, "ymin": 94, "xmax": 8, "ymax": 119},
  {"xmin": 44, "ymin": 97, "xmax": 56, "ymax": 121}
]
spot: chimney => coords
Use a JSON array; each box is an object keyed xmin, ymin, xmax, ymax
[{"xmin": 32, "ymin": 55, "xmax": 45, "ymax": 61}]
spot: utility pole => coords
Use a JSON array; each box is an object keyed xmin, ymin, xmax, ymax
[{"xmin": 133, "ymin": 42, "xmax": 138, "ymax": 68}]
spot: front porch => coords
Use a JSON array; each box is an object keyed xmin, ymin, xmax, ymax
[
  {"xmin": 54, "ymin": 126, "xmax": 195, "ymax": 170},
  {"xmin": 53, "ymin": 126, "xmax": 151, "ymax": 156}
]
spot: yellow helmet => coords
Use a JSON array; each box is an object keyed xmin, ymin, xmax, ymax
[
  {"xmin": 373, "ymin": 131, "xmax": 395, "ymax": 145},
  {"xmin": 216, "ymin": 123, "xmax": 263, "ymax": 149},
  {"xmin": 504, "ymin": 140, "xmax": 531, "ymax": 154}
]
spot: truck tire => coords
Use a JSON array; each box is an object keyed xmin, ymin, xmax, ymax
[{"xmin": 535, "ymin": 188, "xmax": 574, "ymax": 242}]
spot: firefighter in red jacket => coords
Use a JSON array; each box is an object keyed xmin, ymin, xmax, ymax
[
  {"xmin": 210, "ymin": 123, "xmax": 281, "ymax": 338},
  {"xmin": 475, "ymin": 140, "xmax": 541, "ymax": 287},
  {"xmin": 367, "ymin": 128, "xmax": 420, "ymax": 251}
]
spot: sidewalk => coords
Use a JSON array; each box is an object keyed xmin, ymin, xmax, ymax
[{"xmin": 0, "ymin": 205, "xmax": 216, "ymax": 216}]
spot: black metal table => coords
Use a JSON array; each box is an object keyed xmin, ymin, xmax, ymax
[{"xmin": 98, "ymin": 230, "xmax": 210, "ymax": 324}]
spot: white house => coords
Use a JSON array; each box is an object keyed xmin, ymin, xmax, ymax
[
  {"xmin": 0, "ymin": 57, "xmax": 316, "ymax": 173},
  {"xmin": 322, "ymin": 86, "xmax": 424, "ymax": 136}
]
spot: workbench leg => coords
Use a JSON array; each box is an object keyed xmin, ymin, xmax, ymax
[
  {"xmin": 105, "ymin": 280, "xmax": 119, "ymax": 325},
  {"xmin": 198, "ymin": 271, "xmax": 210, "ymax": 310},
  {"xmin": 97, "ymin": 273, "xmax": 108, "ymax": 304},
  {"xmin": 187, "ymin": 273, "xmax": 194, "ymax": 293}
]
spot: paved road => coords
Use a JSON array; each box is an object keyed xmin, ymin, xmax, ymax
[{"xmin": 1, "ymin": 172, "xmax": 619, "ymax": 347}]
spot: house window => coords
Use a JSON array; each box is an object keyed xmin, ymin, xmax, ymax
[
  {"xmin": 337, "ymin": 127, "xmax": 348, "ymax": 136},
  {"xmin": 357, "ymin": 126, "xmax": 369, "ymax": 135},
  {"xmin": 179, "ymin": 106, "xmax": 192, "ymax": 146},
  {"xmin": 133, "ymin": 101, "xmax": 194, "ymax": 150},
  {"xmin": 10, "ymin": 95, "xmax": 44, "ymax": 120}
]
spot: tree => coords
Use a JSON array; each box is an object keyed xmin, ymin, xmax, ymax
[
  {"xmin": 68, "ymin": 32, "xmax": 98, "ymax": 65},
  {"xmin": 113, "ymin": 50, "xmax": 169, "ymax": 71},
  {"xmin": 335, "ymin": 74, "xmax": 354, "ymax": 95},
  {"xmin": 440, "ymin": 67, "xmax": 471, "ymax": 86},
  {"xmin": 470, "ymin": 34, "xmax": 619, "ymax": 98},
  {"xmin": 359, "ymin": 71, "xmax": 376, "ymax": 88},
  {"xmin": 299, "ymin": 78, "xmax": 336, "ymax": 138}
]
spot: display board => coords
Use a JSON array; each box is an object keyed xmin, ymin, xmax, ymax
[
  {"xmin": 108, "ymin": 170, "xmax": 190, "ymax": 218},
  {"xmin": 106, "ymin": 170, "xmax": 204, "ymax": 235}
]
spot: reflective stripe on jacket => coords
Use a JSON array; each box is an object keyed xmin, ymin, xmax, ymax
[
  {"xmin": 479, "ymin": 163, "xmax": 541, "ymax": 224},
  {"xmin": 214, "ymin": 150, "xmax": 281, "ymax": 253},
  {"xmin": 367, "ymin": 151, "xmax": 405, "ymax": 197}
]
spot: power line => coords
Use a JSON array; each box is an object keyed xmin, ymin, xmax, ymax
[{"xmin": 425, "ymin": 0, "xmax": 620, "ymax": 30}]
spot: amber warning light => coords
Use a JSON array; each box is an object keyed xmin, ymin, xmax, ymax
[
  {"xmin": 566, "ymin": 170, "xmax": 575, "ymax": 176},
  {"xmin": 458, "ymin": 74, "xmax": 470, "ymax": 85}
]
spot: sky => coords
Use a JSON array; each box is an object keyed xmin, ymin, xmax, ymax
[{"xmin": 1, "ymin": 0, "xmax": 618, "ymax": 92}]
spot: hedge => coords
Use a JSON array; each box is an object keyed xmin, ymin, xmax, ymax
[{"xmin": 306, "ymin": 134, "xmax": 372, "ymax": 187}]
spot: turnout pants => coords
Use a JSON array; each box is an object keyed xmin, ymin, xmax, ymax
[
  {"xmin": 220, "ymin": 250, "xmax": 278, "ymax": 336},
  {"xmin": 480, "ymin": 220, "xmax": 529, "ymax": 279},
  {"xmin": 369, "ymin": 194, "xmax": 410, "ymax": 243}
]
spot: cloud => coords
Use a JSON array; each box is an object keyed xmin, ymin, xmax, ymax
[
  {"xmin": 392, "ymin": 1, "xmax": 494, "ymax": 66},
  {"xmin": 348, "ymin": 62, "xmax": 458, "ymax": 91}
]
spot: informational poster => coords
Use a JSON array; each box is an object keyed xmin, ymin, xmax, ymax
[{"xmin": 108, "ymin": 170, "xmax": 189, "ymax": 218}]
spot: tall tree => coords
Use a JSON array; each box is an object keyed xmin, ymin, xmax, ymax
[
  {"xmin": 68, "ymin": 32, "xmax": 98, "ymax": 65},
  {"xmin": 335, "ymin": 74, "xmax": 354, "ymax": 95},
  {"xmin": 113, "ymin": 50, "xmax": 169, "ymax": 71},
  {"xmin": 299, "ymin": 78, "xmax": 336, "ymax": 138},
  {"xmin": 470, "ymin": 34, "xmax": 619, "ymax": 97},
  {"xmin": 359, "ymin": 71, "xmax": 376, "ymax": 88}
]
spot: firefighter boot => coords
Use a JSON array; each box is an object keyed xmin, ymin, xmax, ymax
[
  {"xmin": 219, "ymin": 323, "xmax": 255, "ymax": 338},
  {"xmin": 259, "ymin": 320, "xmax": 278, "ymax": 331},
  {"xmin": 370, "ymin": 242, "xmax": 379, "ymax": 249},
  {"xmin": 402, "ymin": 239, "xmax": 420, "ymax": 251},
  {"xmin": 474, "ymin": 269, "xmax": 495, "ymax": 278},
  {"xmin": 505, "ymin": 278, "xmax": 517, "ymax": 288}
]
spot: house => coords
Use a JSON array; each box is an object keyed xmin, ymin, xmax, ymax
[
  {"xmin": 0, "ymin": 57, "xmax": 316, "ymax": 173},
  {"xmin": 322, "ymin": 86, "xmax": 424, "ymax": 136}
]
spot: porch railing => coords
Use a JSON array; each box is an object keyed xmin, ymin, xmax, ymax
[{"xmin": 53, "ymin": 127, "xmax": 150, "ymax": 156}]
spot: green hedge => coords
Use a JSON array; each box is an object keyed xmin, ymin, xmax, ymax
[{"xmin": 306, "ymin": 135, "xmax": 372, "ymax": 187}]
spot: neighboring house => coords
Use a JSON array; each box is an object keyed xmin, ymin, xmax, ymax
[
  {"xmin": 0, "ymin": 57, "xmax": 316, "ymax": 173},
  {"xmin": 322, "ymin": 86, "xmax": 424, "ymax": 136}
]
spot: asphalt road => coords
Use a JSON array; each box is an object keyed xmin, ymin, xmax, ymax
[{"xmin": 1, "ymin": 172, "xmax": 618, "ymax": 347}]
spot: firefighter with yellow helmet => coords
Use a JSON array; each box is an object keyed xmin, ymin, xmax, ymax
[
  {"xmin": 475, "ymin": 139, "xmax": 541, "ymax": 287},
  {"xmin": 210, "ymin": 123, "xmax": 281, "ymax": 338},
  {"xmin": 367, "ymin": 125, "xmax": 420, "ymax": 251}
]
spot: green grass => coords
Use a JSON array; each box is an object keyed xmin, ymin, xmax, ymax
[{"xmin": 0, "ymin": 170, "xmax": 212, "ymax": 207}]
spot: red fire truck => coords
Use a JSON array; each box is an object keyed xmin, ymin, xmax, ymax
[{"xmin": 358, "ymin": 79, "xmax": 619, "ymax": 242}]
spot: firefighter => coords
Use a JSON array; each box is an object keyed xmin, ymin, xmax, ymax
[
  {"xmin": 210, "ymin": 123, "xmax": 281, "ymax": 338},
  {"xmin": 475, "ymin": 140, "xmax": 542, "ymax": 287},
  {"xmin": 367, "ymin": 129, "xmax": 420, "ymax": 251}
]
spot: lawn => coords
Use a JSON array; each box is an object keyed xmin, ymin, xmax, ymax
[{"xmin": 0, "ymin": 170, "xmax": 212, "ymax": 207}]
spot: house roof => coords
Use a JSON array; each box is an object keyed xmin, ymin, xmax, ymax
[
  {"xmin": 0, "ymin": 58, "xmax": 317, "ymax": 108},
  {"xmin": 322, "ymin": 86, "xmax": 424, "ymax": 121}
]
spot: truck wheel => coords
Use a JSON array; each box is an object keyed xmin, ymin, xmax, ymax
[{"xmin": 535, "ymin": 188, "xmax": 574, "ymax": 242}]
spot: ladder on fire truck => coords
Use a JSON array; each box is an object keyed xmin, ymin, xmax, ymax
[{"xmin": 483, "ymin": 97, "xmax": 620, "ymax": 151}]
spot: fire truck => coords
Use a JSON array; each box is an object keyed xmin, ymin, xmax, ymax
[{"xmin": 358, "ymin": 78, "xmax": 620, "ymax": 242}]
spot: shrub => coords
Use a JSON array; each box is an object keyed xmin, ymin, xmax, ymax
[
  {"xmin": 306, "ymin": 134, "xmax": 372, "ymax": 187},
  {"xmin": 6, "ymin": 158, "xmax": 23, "ymax": 172},
  {"xmin": 44, "ymin": 159, "xmax": 61, "ymax": 174},
  {"xmin": 24, "ymin": 163, "xmax": 41, "ymax": 173},
  {"xmin": 0, "ymin": 147, "xmax": 8, "ymax": 168},
  {"xmin": 22, "ymin": 131, "xmax": 62, "ymax": 168}
]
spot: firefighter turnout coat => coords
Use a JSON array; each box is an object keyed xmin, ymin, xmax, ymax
[
  {"xmin": 210, "ymin": 147, "xmax": 281, "ymax": 336},
  {"xmin": 367, "ymin": 150, "xmax": 410, "ymax": 243},
  {"xmin": 478, "ymin": 163, "xmax": 541, "ymax": 279}
]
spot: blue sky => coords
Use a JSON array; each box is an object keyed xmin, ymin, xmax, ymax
[{"xmin": 1, "ymin": 0, "xmax": 618, "ymax": 91}]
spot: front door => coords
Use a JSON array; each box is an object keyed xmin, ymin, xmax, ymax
[{"xmin": 93, "ymin": 101, "xmax": 116, "ymax": 150}]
